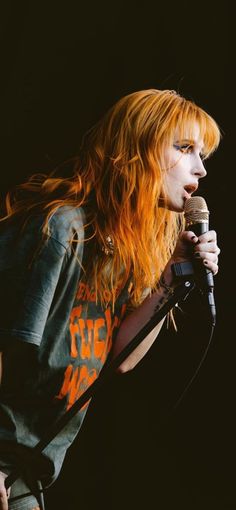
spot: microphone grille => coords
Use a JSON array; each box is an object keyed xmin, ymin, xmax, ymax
[{"xmin": 184, "ymin": 196, "xmax": 209, "ymax": 225}]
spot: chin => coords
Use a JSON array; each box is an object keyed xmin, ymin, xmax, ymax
[
  {"xmin": 159, "ymin": 195, "xmax": 184, "ymax": 213},
  {"xmin": 165, "ymin": 200, "xmax": 184, "ymax": 213}
]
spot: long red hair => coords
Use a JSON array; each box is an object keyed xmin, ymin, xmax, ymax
[{"xmin": 1, "ymin": 89, "xmax": 221, "ymax": 307}]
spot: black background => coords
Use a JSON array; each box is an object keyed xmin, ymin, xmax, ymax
[{"xmin": 1, "ymin": 2, "xmax": 234, "ymax": 509}]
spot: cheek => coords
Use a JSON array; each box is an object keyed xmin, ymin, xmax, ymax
[
  {"xmin": 167, "ymin": 148, "xmax": 183, "ymax": 168},
  {"xmin": 165, "ymin": 169, "xmax": 179, "ymax": 186},
  {"xmin": 165, "ymin": 154, "xmax": 178, "ymax": 170},
  {"xmin": 162, "ymin": 174, "xmax": 175, "ymax": 196}
]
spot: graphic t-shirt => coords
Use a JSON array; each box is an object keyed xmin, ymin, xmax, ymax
[{"xmin": 0, "ymin": 206, "xmax": 130, "ymax": 486}]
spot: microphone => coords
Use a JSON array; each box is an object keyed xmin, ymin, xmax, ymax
[{"xmin": 184, "ymin": 196, "xmax": 216, "ymax": 326}]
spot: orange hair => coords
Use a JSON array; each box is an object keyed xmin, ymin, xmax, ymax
[{"xmin": 1, "ymin": 89, "xmax": 221, "ymax": 307}]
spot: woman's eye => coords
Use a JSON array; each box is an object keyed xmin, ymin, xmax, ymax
[{"xmin": 174, "ymin": 144, "xmax": 193, "ymax": 153}]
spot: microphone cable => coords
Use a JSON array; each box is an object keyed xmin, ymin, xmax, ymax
[{"xmin": 171, "ymin": 322, "xmax": 215, "ymax": 412}]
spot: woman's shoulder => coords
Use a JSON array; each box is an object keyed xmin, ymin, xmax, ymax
[
  {"xmin": 47, "ymin": 205, "xmax": 87, "ymax": 249},
  {"xmin": 49, "ymin": 205, "xmax": 86, "ymax": 232},
  {"xmin": 0, "ymin": 205, "xmax": 87, "ymax": 252}
]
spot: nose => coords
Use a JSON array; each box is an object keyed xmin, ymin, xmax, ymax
[{"xmin": 194, "ymin": 156, "xmax": 207, "ymax": 178}]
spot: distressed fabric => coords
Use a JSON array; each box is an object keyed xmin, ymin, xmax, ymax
[
  {"xmin": 0, "ymin": 206, "xmax": 129, "ymax": 487},
  {"xmin": 8, "ymin": 478, "xmax": 43, "ymax": 510}
]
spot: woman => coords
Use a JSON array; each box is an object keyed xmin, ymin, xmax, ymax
[{"xmin": 0, "ymin": 88, "xmax": 221, "ymax": 510}]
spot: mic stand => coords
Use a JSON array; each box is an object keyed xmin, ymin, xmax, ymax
[{"xmin": 5, "ymin": 276, "xmax": 195, "ymax": 505}]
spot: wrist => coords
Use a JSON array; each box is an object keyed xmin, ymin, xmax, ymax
[
  {"xmin": 157, "ymin": 273, "xmax": 174, "ymax": 294},
  {"xmin": 161, "ymin": 262, "xmax": 177, "ymax": 289}
]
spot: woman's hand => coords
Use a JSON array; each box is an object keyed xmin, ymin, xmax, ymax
[
  {"xmin": 163, "ymin": 229, "xmax": 220, "ymax": 286},
  {"xmin": 190, "ymin": 230, "xmax": 220, "ymax": 276}
]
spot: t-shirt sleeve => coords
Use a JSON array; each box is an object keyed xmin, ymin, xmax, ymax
[
  {"xmin": 0, "ymin": 236, "xmax": 68, "ymax": 347},
  {"xmin": 0, "ymin": 207, "xmax": 85, "ymax": 348}
]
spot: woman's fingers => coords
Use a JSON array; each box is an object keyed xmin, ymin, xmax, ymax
[
  {"xmin": 203, "ymin": 259, "xmax": 219, "ymax": 276},
  {"xmin": 194, "ymin": 250, "xmax": 219, "ymax": 264}
]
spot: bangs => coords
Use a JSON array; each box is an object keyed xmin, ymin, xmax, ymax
[{"xmin": 173, "ymin": 100, "xmax": 221, "ymax": 159}]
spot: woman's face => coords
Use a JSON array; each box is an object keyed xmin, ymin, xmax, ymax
[{"xmin": 162, "ymin": 122, "xmax": 207, "ymax": 212}]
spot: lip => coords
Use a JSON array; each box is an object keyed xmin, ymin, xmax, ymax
[{"xmin": 184, "ymin": 183, "xmax": 198, "ymax": 196}]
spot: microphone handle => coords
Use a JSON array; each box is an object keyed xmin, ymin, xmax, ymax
[
  {"xmin": 187, "ymin": 221, "xmax": 214, "ymax": 291},
  {"xmin": 187, "ymin": 221, "xmax": 216, "ymax": 325}
]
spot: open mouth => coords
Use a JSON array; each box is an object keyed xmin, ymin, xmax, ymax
[{"xmin": 184, "ymin": 184, "xmax": 198, "ymax": 195}]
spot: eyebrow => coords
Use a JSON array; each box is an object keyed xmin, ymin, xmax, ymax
[
  {"xmin": 174, "ymin": 139, "xmax": 194, "ymax": 144},
  {"xmin": 174, "ymin": 139, "xmax": 204, "ymax": 150}
]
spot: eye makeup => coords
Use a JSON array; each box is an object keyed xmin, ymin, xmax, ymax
[{"xmin": 173, "ymin": 140, "xmax": 205, "ymax": 159}]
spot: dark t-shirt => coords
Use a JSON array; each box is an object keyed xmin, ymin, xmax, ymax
[{"xmin": 0, "ymin": 206, "xmax": 130, "ymax": 485}]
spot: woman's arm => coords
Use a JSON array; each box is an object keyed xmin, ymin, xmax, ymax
[
  {"xmin": 113, "ymin": 229, "xmax": 220, "ymax": 373},
  {"xmin": 0, "ymin": 357, "xmax": 10, "ymax": 510},
  {"xmin": 0, "ymin": 470, "xmax": 9, "ymax": 510},
  {"xmin": 112, "ymin": 266, "xmax": 173, "ymax": 373}
]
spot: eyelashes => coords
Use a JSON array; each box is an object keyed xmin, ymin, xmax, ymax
[
  {"xmin": 173, "ymin": 143, "xmax": 193, "ymax": 153},
  {"xmin": 173, "ymin": 144, "xmax": 205, "ymax": 160}
]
